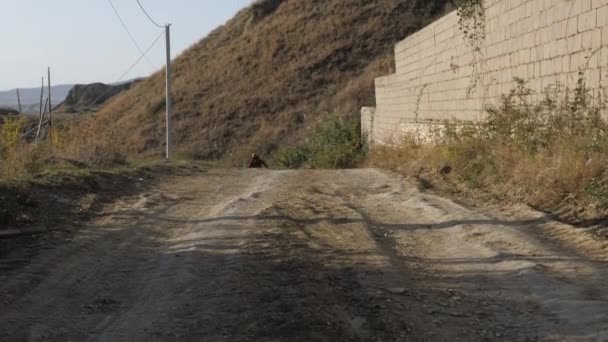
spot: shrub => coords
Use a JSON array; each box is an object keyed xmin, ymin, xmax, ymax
[
  {"xmin": 274, "ymin": 144, "xmax": 311, "ymax": 169},
  {"xmin": 275, "ymin": 118, "xmax": 364, "ymax": 169}
]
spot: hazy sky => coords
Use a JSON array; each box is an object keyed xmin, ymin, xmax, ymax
[{"xmin": 1, "ymin": 0, "xmax": 250, "ymax": 90}]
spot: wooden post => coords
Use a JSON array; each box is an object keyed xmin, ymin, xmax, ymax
[
  {"xmin": 16, "ymin": 89, "xmax": 22, "ymax": 113},
  {"xmin": 47, "ymin": 67, "xmax": 52, "ymax": 144},
  {"xmin": 35, "ymin": 97, "xmax": 49, "ymax": 143},
  {"xmin": 39, "ymin": 77, "xmax": 44, "ymax": 119}
]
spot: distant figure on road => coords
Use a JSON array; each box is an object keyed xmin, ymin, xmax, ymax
[{"xmin": 248, "ymin": 153, "xmax": 269, "ymax": 169}]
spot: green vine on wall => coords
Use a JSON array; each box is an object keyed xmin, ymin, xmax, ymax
[
  {"xmin": 454, "ymin": 0, "xmax": 486, "ymax": 51},
  {"xmin": 453, "ymin": 0, "xmax": 486, "ymax": 96}
]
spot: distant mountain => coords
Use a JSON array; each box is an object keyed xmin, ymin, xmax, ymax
[
  {"xmin": 0, "ymin": 78, "xmax": 143, "ymax": 115},
  {"xmin": 0, "ymin": 85, "xmax": 73, "ymax": 114},
  {"xmin": 0, "ymin": 107, "xmax": 19, "ymax": 116},
  {"xmin": 56, "ymin": 80, "xmax": 141, "ymax": 113}
]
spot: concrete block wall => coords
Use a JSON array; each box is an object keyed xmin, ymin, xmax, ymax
[{"xmin": 372, "ymin": 0, "xmax": 608, "ymax": 144}]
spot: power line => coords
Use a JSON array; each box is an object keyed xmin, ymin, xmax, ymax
[
  {"xmin": 87, "ymin": 30, "xmax": 165, "ymax": 108},
  {"xmin": 136, "ymin": 0, "xmax": 164, "ymax": 28},
  {"xmin": 107, "ymin": 0, "xmax": 157, "ymax": 69},
  {"xmin": 116, "ymin": 30, "xmax": 164, "ymax": 82}
]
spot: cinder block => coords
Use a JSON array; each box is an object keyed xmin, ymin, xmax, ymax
[
  {"xmin": 554, "ymin": 21, "xmax": 569, "ymax": 39},
  {"xmin": 520, "ymin": 48, "xmax": 532, "ymax": 63},
  {"xmin": 601, "ymin": 47, "xmax": 608, "ymax": 67},
  {"xmin": 567, "ymin": 16, "xmax": 579, "ymax": 36},
  {"xmin": 572, "ymin": 0, "xmax": 592, "ymax": 16},
  {"xmin": 582, "ymin": 28, "xmax": 601, "ymax": 48},
  {"xmin": 527, "ymin": 63, "xmax": 535, "ymax": 77},
  {"xmin": 511, "ymin": 0, "xmax": 523, "ymax": 10},
  {"xmin": 568, "ymin": 33, "xmax": 583, "ymax": 52},
  {"xmin": 592, "ymin": 27, "xmax": 603, "ymax": 46},
  {"xmin": 530, "ymin": 45, "xmax": 539, "ymax": 61},
  {"xmin": 587, "ymin": 50, "xmax": 600, "ymax": 68},
  {"xmin": 554, "ymin": 57, "xmax": 564, "ymax": 73},
  {"xmin": 585, "ymin": 67, "xmax": 602, "ymax": 87},
  {"xmin": 525, "ymin": 1, "xmax": 538, "ymax": 18},
  {"xmin": 547, "ymin": 5, "xmax": 557, "ymax": 23},
  {"xmin": 542, "ymin": 26, "xmax": 554, "ymax": 43},
  {"xmin": 578, "ymin": 9, "xmax": 597, "ymax": 32},
  {"xmin": 515, "ymin": 64, "xmax": 527, "ymax": 78},
  {"xmin": 592, "ymin": 0, "xmax": 608, "ymax": 9},
  {"xmin": 563, "ymin": 55, "xmax": 572, "ymax": 72},
  {"xmin": 542, "ymin": 41, "xmax": 553, "ymax": 59},
  {"xmin": 598, "ymin": 5, "xmax": 608, "ymax": 26},
  {"xmin": 541, "ymin": 59, "xmax": 553, "ymax": 76},
  {"xmin": 521, "ymin": 31, "xmax": 535, "ymax": 48},
  {"xmin": 555, "ymin": 3, "xmax": 571, "ymax": 21},
  {"xmin": 557, "ymin": 38, "xmax": 569, "ymax": 55},
  {"xmin": 571, "ymin": 51, "xmax": 587, "ymax": 70}
]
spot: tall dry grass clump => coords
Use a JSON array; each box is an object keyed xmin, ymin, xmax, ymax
[
  {"xmin": 0, "ymin": 116, "xmax": 127, "ymax": 183},
  {"xmin": 0, "ymin": 117, "xmax": 48, "ymax": 181},
  {"xmin": 370, "ymin": 77, "xmax": 608, "ymax": 219},
  {"xmin": 56, "ymin": 118, "xmax": 127, "ymax": 168}
]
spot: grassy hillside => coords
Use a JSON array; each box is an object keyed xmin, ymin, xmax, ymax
[{"xmin": 88, "ymin": 0, "xmax": 450, "ymax": 164}]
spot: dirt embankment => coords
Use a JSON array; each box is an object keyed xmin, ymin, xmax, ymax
[{"xmin": 1, "ymin": 168, "xmax": 607, "ymax": 341}]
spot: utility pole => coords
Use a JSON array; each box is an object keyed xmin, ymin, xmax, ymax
[
  {"xmin": 165, "ymin": 24, "xmax": 173, "ymax": 159},
  {"xmin": 16, "ymin": 89, "xmax": 22, "ymax": 113}
]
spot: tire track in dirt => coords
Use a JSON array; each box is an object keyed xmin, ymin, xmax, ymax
[{"xmin": 339, "ymin": 169, "xmax": 608, "ymax": 341}]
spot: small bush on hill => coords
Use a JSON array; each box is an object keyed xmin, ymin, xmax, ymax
[{"xmin": 275, "ymin": 118, "xmax": 363, "ymax": 169}]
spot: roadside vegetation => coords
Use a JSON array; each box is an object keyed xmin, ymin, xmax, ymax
[
  {"xmin": 274, "ymin": 118, "xmax": 364, "ymax": 169},
  {"xmin": 0, "ymin": 115, "xmax": 133, "ymax": 230},
  {"xmin": 369, "ymin": 77, "xmax": 608, "ymax": 224},
  {"xmin": 0, "ymin": 116, "xmax": 203, "ymax": 233},
  {"xmin": 0, "ymin": 116, "xmax": 126, "ymax": 183},
  {"xmin": 0, "ymin": 117, "xmax": 47, "ymax": 180}
]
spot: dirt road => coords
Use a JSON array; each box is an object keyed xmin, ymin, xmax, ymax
[{"xmin": 1, "ymin": 169, "xmax": 607, "ymax": 341}]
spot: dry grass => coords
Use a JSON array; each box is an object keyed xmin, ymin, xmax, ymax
[
  {"xmin": 0, "ymin": 117, "xmax": 47, "ymax": 180},
  {"xmin": 0, "ymin": 115, "xmax": 127, "ymax": 183},
  {"xmin": 369, "ymin": 79, "xmax": 608, "ymax": 223},
  {"xmin": 77, "ymin": 0, "xmax": 451, "ymax": 165}
]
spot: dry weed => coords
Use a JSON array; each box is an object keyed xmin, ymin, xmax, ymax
[{"xmin": 369, "ymin": 78, "xmax": 608, "ymax": 220}]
